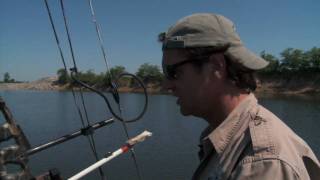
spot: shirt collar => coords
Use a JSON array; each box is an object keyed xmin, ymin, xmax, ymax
[{"xmin": 207, "ymin": 93, "xmax": 258, "ymax": 154}]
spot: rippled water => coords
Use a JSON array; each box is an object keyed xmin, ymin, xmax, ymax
[{"xmin": 0, "ymin": 91, "xmax": 319, "ymax": 180}]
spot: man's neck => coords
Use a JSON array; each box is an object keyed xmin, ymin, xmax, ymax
[{"xmin": 206, "ymin": 92, "xmax": 250, "ymax": 130}]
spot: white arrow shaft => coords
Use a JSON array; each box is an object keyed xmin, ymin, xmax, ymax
[
  {"xmin": 68, "ymin": 148, "xmax": 124, "ymax": 180},
  {"xmin": 68, "ymin": 130, "xmax": 152, "ymax": 180}
]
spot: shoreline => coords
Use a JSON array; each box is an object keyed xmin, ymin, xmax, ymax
[
  {"xmin": 1, "ymin": 83, "xmax": 319, "ymax": 96},
  {"xmin": 1, "ymin": 76, "xmax": 319, "ymax": 96}
]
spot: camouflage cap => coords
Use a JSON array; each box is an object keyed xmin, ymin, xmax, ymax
[{"xmin": 159, "ymin": 13, "xmax": 268, "ymax": 70}]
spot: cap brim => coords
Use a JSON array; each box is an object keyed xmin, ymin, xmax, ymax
[{"xmin": 225, "ymin": 45, "xmax": 269, "ymax": 70}]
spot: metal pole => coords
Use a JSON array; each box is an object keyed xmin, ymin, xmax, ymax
[{"xmin": 25, "ymin": 117, "xmax": 114, "ymax": 156}]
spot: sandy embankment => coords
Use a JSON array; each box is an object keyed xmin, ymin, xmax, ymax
[
  {"xmin": 255, "ymin": 75, "xmax": 320, "ymax": 95},
  {"xmin": 0, "ymin": 77, "xmax": 64, "ymax": 91}
]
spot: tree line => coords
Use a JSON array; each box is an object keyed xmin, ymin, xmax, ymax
[
  {"xmin": 259, "ymin": 47, "xmax": 320, "ymax": 74},
  {"xmin": 2, "ymin": 47, "xmax": 319, "ymax": 85},
  {"xmin": 57, "ymin": 47, "xmax": 320, "ymax": 87},
  {"xmin": 56, "ymin": 63, "xmax": 164, "ymax": 88},
  {"xmin": 1, "ymin": 72, "xmax": 16, "ymax": 83}
]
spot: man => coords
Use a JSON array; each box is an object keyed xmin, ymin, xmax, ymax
[{"xmin": 159, "ymin": 13, "xmax": 320, "ymax": 180}]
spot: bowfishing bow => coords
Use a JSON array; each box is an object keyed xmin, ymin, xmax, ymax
[
  {"xmin": 0, "ymin": 97, "xmax": 115, "ymax": 179},
  {"xmin": 0, "ymin": 0, "xmax": 150, "ymax": 179}
]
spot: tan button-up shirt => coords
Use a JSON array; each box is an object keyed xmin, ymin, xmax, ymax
[{"xmin": 192, "ymin": 94, "xmax": 320, "ymax": 180}]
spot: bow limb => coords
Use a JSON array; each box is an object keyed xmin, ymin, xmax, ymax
[{"xmin": 0, "ymin": 97, "xmax": 32, "ymax": 179}]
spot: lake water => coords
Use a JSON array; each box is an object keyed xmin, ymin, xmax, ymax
[{"xmin": 0, "ymin": 91, "xmax": 319, "ymax": 180}]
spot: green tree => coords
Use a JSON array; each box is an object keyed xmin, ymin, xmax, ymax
[
  {"xmin": 76, "ymin": 70, "xmax": 98, "ymax": 85},
  {"xmin": 3, "ymin": 72, "xmax": 15, "ymax": 83},
  {"xmin": 105, "ymin": 66, "xmax": 126, "ymax": 81},
  {"xmin": 94, "ymin": 72, "xmax": 106, "ymax": 87},
  {"xmin": 100, "ymin": 66, "xmax": 127, "ymax": 87},
  {"xmin": 57, "ymin": 68, "xmax": 69, "ymax": 84},
  {"xmin": 260, "ymin": 51, "xmax": 279, "ymax": 73},
  {"xmin": 305, "ymin": 47, "xmax": 320, "ymax": 71},
  {"xmin": 136, "ymin": 63, "xmax": 163, "ymax": 84},
  {"xmin": 280, "ymin": 48, "xmax": 309, "ymax": 71},
  {"xmin": 4, "ymin": 72, "xmax": 10, "ymax": 83}
]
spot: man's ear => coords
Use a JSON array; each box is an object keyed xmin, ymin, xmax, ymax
[{"xmin": 208, "ymin": 53, "xmax": 227, "ymax": 79}]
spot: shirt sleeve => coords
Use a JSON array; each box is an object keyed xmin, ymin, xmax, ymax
[{"xmin": 229, "ymin": 159, "xmax": 301, "ymax": 180}]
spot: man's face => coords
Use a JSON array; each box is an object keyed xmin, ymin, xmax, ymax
[{"xmin": 162, "ymin": 49, "xmax": 218, "ymax": 117}]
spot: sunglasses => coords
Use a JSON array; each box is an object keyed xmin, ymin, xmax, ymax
[{"xmin": 162, "ymin": 55, "xmax": 210, "ymax": 80}]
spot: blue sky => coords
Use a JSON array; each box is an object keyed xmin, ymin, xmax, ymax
[{"xmin": 1, "ymin": 0, "xmax": 319, "ymax": 81}]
